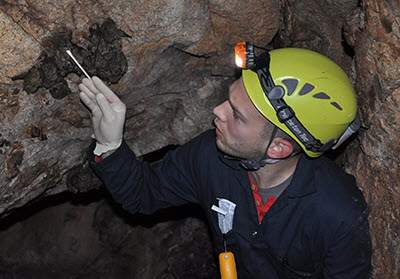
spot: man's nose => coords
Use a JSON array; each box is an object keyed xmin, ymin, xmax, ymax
[{"xmin": 213, "ymin": 101, "xmax": 228, "ymax": 122}]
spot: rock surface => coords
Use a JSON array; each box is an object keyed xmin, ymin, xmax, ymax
[
  {"xmin": 0, "ymin": 193, "xmax": 217, "ymax": 279},
  {"xmin": 0, "ymin": 0, "xmax": 281, "ymax": 216},
  {"xmin": 0, "ymin": 1, "xmax": 279, "ymax": 277},
  {"xmin": 342, "ymin": 1, "xmax": 400, "ymax": 278},
  {"xmin": 0, "ymin": 0, "xmax": 399, "ymax": 278},
  {"xmin": 275, "ymin": 0, "xmax": 359, "ymax": 71}
]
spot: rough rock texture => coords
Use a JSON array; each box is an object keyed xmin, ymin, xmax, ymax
[
  {"xmin": 274, "ymin": 0, "xmax": 359, "ymax": 71},
  {"xmin": 12, "ymin": 19, "xmax": 130, "ymax": 98},
  {"xmin": 0, "ymin": 0, "xmax": 399, "ymax": 278},
  {"xmin": 0, "ymin": 193, "xmax": 217, "ymax": 279},
  {"xmin": 0, "ymin": 0, "xmax": 280, "ymax": 277},
  {"xmin": 0, "ymin": 0, "xmax": 281, "ymax": 216},
  {"xmin": 342, "ymin": 1, "xmax": 400, "ymax": 278}
]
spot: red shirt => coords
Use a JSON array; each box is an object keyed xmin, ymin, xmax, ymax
[
  {"xmin": 248, "ymin": 172, "xmax": 277, "ymax": 223},
  {"xmin": 94, "ymin": 155, "xmax": 102, "ymax": 162}
]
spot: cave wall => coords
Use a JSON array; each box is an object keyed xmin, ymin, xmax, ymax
[
  {"xmin": 0, "ymin": 0, "xmax": 399, "ymax": 278},
  {"xmin": 0, "ymin": 193, "xmax": 218, "ymax": 279},
  {"xmin": 0, "ymin": 0, "xmax": 280, "ymax": 215},
  {"xmin": 343, "ymin": 1, "xmax": 400, "ymax": 278}
]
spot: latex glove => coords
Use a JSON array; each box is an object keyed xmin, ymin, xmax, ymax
[{"xmin": 79, "ymin": 76, "xmax": 126, "ymax": 156}]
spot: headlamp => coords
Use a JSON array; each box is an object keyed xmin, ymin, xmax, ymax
[{"xmin": 235, "ymin": 42, "xmax": 255, "ymax": 69}]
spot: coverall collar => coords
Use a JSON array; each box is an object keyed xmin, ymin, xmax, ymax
[{"xmin": 218, "ymin": 150, "xmax": 317, "ymax": 198}]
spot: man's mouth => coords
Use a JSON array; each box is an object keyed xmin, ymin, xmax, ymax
[
  {"xmin": 214, "ymin": 121, "xmax": 224, "ymax": 139},
  {"xmin": 216, "ymin": 127, "xmax": 223, "ymax": 139}
]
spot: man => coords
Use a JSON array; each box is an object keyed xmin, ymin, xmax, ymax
[{"xmin": 79, "ymin": 44, "xmax": 371, "ymax": 278}]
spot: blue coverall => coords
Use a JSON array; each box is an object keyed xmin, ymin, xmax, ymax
[{"xmin": 89, "ymin": 129, "xmax": 371, "ymax": 278}]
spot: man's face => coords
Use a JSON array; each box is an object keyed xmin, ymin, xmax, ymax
[{"xmin": 213, "ymin": 77, "xmax": 272, "ymax": 159}]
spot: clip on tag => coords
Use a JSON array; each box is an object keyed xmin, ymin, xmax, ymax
[
  {"xmin": 212, "ymin": 199, "xmax": 238, "ymax": 279},
  {"xmin": 211, "ymin": 205, "xmax": 228, "ymax": 216}
]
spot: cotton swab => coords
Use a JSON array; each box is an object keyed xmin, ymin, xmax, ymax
[{"xmin": 66, "ymin": 50, "xmax": 91, "ymax": 80}]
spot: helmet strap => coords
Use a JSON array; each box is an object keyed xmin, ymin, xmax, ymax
[
  {"xmin": 253, "ymin": 64, "xmax": 329, "ymax": 154},
  {"xmin": 240, "ymin": 126, "xmax": 279, "ymax": 170}
]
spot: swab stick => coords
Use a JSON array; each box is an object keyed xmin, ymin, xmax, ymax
[{"xmin": 66, "ymin": 50, "xmax": 91, "ymax": 80}]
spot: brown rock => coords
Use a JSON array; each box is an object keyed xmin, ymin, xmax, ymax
[
  {"xmin": 0, "ymin": 85, "xmax": 20, "ymax": 118},
  {"xmin": 4, "ymin": 142, "xmax": 24, "ymax": 180},
  {"xmin": 0, "ymin": 1, "xmax": 399, "ymax": 278},
  {"xmin": 0, "ymin": 11, "xmax": 42, "ymax": 84},
  {"xmin": 343, "ymin": 0, "xmax": 400, "ymax": 278},
  {"xmin": 275, "ymin": 0, "xmax": 359, "ymax": 71},
  {"xmin": 0, "ymin": 199, "xmax": 216, "ymax": 279},
  {"xmin": 0, "ymin": 1, "xmax": 280, "ymax": 217}
]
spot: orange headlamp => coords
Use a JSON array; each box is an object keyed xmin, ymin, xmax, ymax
[{"xmin": 235, "ymin": 42, "xmax": 255, "ymax": 69}]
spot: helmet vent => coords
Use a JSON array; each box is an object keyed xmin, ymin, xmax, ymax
[
  {"xmin": 331, "ymin": 102, "xmax": 343, "ymax": 111},
  {"xmin": 313, "ymin": 92, "xmax": 331, "ymax": 99},
  {"xmin": 299, "ymin": 83, "xmax": 315, "ymax": 95},
  {"xmin": 282, "ymin": 79, "xmax": 298, "ymax": 96}
]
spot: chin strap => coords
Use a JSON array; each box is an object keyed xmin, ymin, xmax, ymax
[{"xmin": 240, "ymin": 126, "xmax": 280, "ymax": 170}]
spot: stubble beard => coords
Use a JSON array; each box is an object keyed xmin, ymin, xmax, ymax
[{"xmin": 216, "ymin": 136, "xmax": 265, "ymax": 160}]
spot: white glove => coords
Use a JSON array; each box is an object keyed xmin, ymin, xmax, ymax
[{"xmin": 79, "ymin": 76, "xmax": 126, "ymax": 156}]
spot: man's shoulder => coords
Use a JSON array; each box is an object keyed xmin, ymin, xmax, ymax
[
  {"xmin": 294, "ymin": 155, "xmax": 358, "ymax": 195},
  {"xmin": 313, "ymin": 156, "xmax": 356, "ymax": 185},
  {"xmin": 311, "ymin": 156, "xmax": 362, "ymax": 199},
  {"xmin": 305, "ymin": 156, "xmax": 368, "ymax": 226}
]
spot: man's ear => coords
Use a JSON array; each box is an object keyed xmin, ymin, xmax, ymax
[{"xmin": 267, "ymin": 138, "xmax": 293, "ymax": 159}]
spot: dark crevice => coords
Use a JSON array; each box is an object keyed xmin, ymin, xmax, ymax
[
  {"xmin": 341, "ymin": 26, "xmax": 355, "ymax": 59},
  {"xmin": 324, "ymin": 131, "xmax": 360, "ymax": 163},
  {"xmin": 267, "ymin": 31, "xmax": 281, "ymax": 50},
  {"xmin": 0, "ymin": 188, "xmax": 106, "ymax": 230},
  {"xmin": 0, "ymin": 179, "xmax": 206, "ymax": 232}
]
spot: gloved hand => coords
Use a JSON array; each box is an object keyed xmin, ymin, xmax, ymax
[{"xmin": 79, "ymin": 76, "xmax": 126, "ymax": 156}]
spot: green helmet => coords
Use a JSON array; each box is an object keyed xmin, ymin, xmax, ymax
[{"xmin": 241, "ymin": 47, "xmax": 359, "ymax": 157}]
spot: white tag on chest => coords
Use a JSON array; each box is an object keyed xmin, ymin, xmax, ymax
[{"xmin": 211, "ymin": 198, "xmax": 236, "ymax": 234}]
